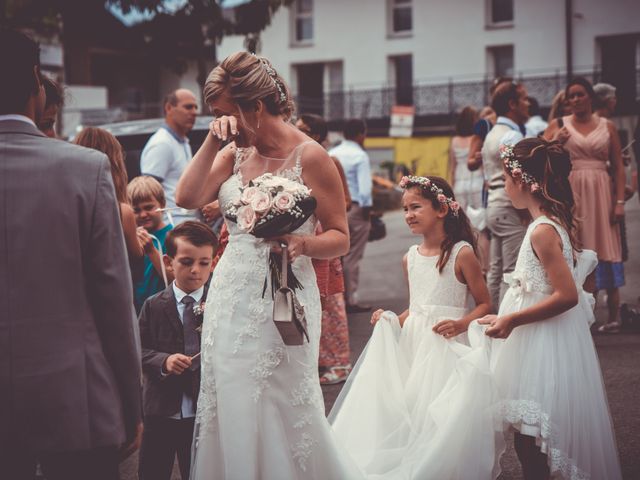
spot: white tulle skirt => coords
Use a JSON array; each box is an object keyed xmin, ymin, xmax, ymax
[
  {"xmin": 329, "ymin": 305, "xmax": 504, "ymax": 479},
  {"xmin": 491, "ymin": 252, "xmax": 622, "ymax": 479}
]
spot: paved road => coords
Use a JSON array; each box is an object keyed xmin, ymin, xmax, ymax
[{"xmin": 121, "ymin": 201, "xmax": 640, "ymax": 479}]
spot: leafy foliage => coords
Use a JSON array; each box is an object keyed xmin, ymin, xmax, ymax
[{"xmin": 3, "ymin": 0, "xmax": 296, "ymax": 56}]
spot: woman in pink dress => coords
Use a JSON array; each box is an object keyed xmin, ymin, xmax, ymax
[{"xmin": 545, "ymin": 77, "xmax": 626, "ymax": 332}]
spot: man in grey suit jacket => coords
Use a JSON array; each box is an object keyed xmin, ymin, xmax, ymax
[{"xmin": 0, "ymin": 29, "xmax": 142, "ymax": 480}]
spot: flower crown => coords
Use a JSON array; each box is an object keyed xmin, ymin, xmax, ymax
[
  {"xmin": 257, "ymin": 56, "xmax": 287, "ymax": 103},
  {"xmin": 399, "ymin": 176, "xmax": 460, "ymax": 217},
  {"xmin": 500, "ymin": 143, "xmax": 541, "ymax": 193}
]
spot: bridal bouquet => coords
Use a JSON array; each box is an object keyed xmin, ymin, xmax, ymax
[
  {"xmin": 224, "ymin": 173, "xmax": 317, "ymax": 295},
  {"xmin": 224, "ymin": 173, "xmax": 317, "ymax": 238}
]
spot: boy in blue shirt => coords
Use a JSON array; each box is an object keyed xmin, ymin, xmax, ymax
[{"xmin": 127, "ymin": 175, "xmax": 174, "ymax": 312}]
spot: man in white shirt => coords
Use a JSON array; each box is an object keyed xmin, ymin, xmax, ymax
[
  {"xmin": 481, "ymin": 81, "xmax": 530, "ymax": 309},
  {"xmin": 329, "ymin": 119, "xmax": 373, "ymax": 313},
  {"xmin": 525, "ymin": 96, "xmax": 548, "ymax": 138},
  {"xmin": 141, "ymin": 89, "xmax": 200, "ymax": 225}
]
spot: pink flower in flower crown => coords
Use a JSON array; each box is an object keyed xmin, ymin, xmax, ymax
[
  {"xmin": 399, "ymin": 176, "xmax": 409, "ymax": 188},
  {"xmin": 437, "ymin": 193, "xmax": 446, "ymax": 202},
  {"xmin": 241, "ymin": 186, "xmax": 261, "ymax": 205},
  {"xmin": 511, "ymin": 168, "xmax": 522, "ymax": 176},
  {"xmin": 236, "ymin": 205, "xmax": 256, "ymax": 232},
  {"xmin": 249, "ymin": 190, "xmax": 272, "ymax": 215},
  {"xmin": 274, "ymin": 191, "xmax": 295, "ymax": 212},
  {"xmin": 531, "ymin": 183, "xmax": 541, "ymax": 193},
  {"xmin": 451, "ymin": 201, "xmax": 460, "ymax": 212}
]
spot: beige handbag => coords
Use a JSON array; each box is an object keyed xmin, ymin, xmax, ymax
[{"xmin": 272, "ymin": 244, "xmax": 310, "ymax": 345}]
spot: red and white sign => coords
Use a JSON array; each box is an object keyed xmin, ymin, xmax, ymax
[{"xmin": 389, "ymin": 105, "xmax": 415, "ymax": 138}]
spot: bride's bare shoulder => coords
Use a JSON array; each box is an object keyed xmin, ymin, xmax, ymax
[{"xmin": 298, "ymin": 141, "xmax": 332, "ymax": 170}]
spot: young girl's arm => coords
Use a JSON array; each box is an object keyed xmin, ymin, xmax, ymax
[
  {"xmin": 371, "ymin": 253, "xmax": 410, "ymax": 326},
  {"xmin": 481, "ymin": 225, "xmax": 578, "ymax": 338},
  {"xmin": 433, "ymin": 246, "xmax": 491, "ymax": 337},
  {"xmin": 467, "ymin": 134, "xmax": 483, "ymax": 171}
]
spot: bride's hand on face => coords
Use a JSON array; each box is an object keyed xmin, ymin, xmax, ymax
[{"xmin": 210, "ymin": 115, "xmax": 239, "ymax": 142}]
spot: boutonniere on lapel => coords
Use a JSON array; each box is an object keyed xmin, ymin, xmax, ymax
[{"xmin": 193, "ymin": 301, "xmax": 205, "ymax": 333}]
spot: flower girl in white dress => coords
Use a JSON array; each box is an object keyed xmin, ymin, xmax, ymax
[
  {"xmin": 330, "ymin": 176, "xmax": 502, "ymax": 479},
  {"xmin": 479, "ymin": 138, "xmax": 622, "ymax": 479}
]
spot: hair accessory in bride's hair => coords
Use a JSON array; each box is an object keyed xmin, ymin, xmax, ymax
[
  {"xmin": 399, "ymin": 175, "xmax": 460, "ymax": 216},
  {"xmin": 500, "ymin": 143, "xmax": 541, "ymax": 193},
  {"xmin": 256, "ymin": 56, "xmax": 287, "ymax": 103}
]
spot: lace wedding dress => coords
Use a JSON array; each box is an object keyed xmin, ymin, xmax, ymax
[
  {"xmin": 190, "ymin": 143, "xmax": 364, "ymax": 479},
  {"xmin": 329, "ymin": 242, "xmax": 504, "ymax": 479},
  {"xmin": 491, "ymin": 216, "xmax": 622, "ymax": 479}
]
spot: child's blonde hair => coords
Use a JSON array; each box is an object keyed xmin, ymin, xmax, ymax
[{"xmin": 127, "ymin": 175, "xmax": 166, "ymax": 207}]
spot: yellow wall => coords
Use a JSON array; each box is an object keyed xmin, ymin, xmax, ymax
[{"xmin": 364, "ymin": 136, "xmax": 451, "ymax": 181}]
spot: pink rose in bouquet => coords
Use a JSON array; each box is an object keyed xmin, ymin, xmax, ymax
[
  {"xmin": 236, "ymin": 205, "xmax": 257, "ymax": 232},
  {"xmin": 274, "ymin": 191, "xmax": 295, "ymax": 212},
  {"xmin": 241, "ymin": 186, "xmax": 262, "ymax": 205},
  {"xmin": 224, "ymin": 172, "xmax": 315, "ymax": 238},
  {"xmin": 249, "ymin": 190, "xmax": 272, "ymax": 215}
]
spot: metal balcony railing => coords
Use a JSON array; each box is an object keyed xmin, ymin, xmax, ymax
[{"xmin": 295, "ymin": 67, "xmax": 640, "ymax": 121}]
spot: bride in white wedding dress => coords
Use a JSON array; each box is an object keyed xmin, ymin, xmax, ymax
[{"xmin": 175, "ymin": 52, "xmax": 364, "ymax": 479}]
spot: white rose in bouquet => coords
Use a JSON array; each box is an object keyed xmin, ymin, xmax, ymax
[
  {"xmin": 236, "ymin": 205, "xmax": 257, "ymax": 232},
  {"xmin": 273, "ymin": 191, "xmax": 295, "ymax": 212},
  {"xmin": 250, "ymin": 190, "xmax": 272, "ymax": 215},
  {"xmin": 261, "ymin": 174, "xmax": 288, "ymax": 189},
  {"xmin": 240, "ymin": 186, "xmax": 262, "ymax": 205},
  {"xmin": 287, "ymin": 183, "xmax": 311, "ymax": 196}
]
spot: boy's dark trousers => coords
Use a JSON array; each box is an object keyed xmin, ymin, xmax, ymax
[
  {"xmin": 138, "ymin": 416, "xmax": 195, "ymax": 480},
  {"xmin": 138, "ymin": 285, "xmax": 206, "ymax": 480}
]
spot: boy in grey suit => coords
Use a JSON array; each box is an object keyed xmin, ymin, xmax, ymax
[
  {"xmin": 0, "ymin": 30, "xmax": 142, "ymax": 480},
  {"xmin": 139, "ymin": 221, "xmax": 217, "ymax": 480}
]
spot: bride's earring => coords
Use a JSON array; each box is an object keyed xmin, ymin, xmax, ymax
[{"xmin": 257, "ymin": 118, "xmax": 261, "ymax": 129}]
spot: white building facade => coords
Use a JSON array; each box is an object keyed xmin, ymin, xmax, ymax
[{"xmin": 218, "ymin": 0, "xmax": 640, "ymax": 120}]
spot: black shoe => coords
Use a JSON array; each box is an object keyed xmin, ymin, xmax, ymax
[{"xmin": 346, "ymin": 303, "xmax": 371, "ymax": 314}]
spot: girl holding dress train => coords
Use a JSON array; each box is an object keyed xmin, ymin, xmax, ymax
[
  {"xmin": 479, "ymin": 138, "xmax": 622, "ymax": 480},
  {"xmin": 330, "ymin": 176, "xmax": 499, "ymax": 479}
]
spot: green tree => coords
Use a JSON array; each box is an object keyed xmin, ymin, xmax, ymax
[{"xmin": 2, "ymin": 0, "xmax": 295, "ymax": 90}]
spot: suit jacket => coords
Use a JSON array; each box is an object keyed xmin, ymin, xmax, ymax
[
  {"xmin": 139, "ymin": 285, "xmax": 205, "ymax": 417},
  {"xmin": 0, "ymin": 120, "xmax": 142, "ymax": 452}
]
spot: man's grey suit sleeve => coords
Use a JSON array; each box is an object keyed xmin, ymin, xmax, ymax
[{"xmin": 85, "ymin": 157, "xmax": 142, "ymax": 442}]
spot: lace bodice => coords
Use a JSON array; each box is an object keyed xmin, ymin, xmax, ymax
[
  {"xmin": 509, "ymin": 216, "xmax": 574, "ymax": 295},
  {"xmin": 407, "ymin": 241, "xmax": 471, "ymax": 313}
]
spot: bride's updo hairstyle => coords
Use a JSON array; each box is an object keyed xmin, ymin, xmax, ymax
[
  {"xmin": 506, "ymin": 138, "xmax": 580, "ymax": 250},
  {"xmin": 203, "ymin": 51, "xmax": 295, "ymax": 121}
]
